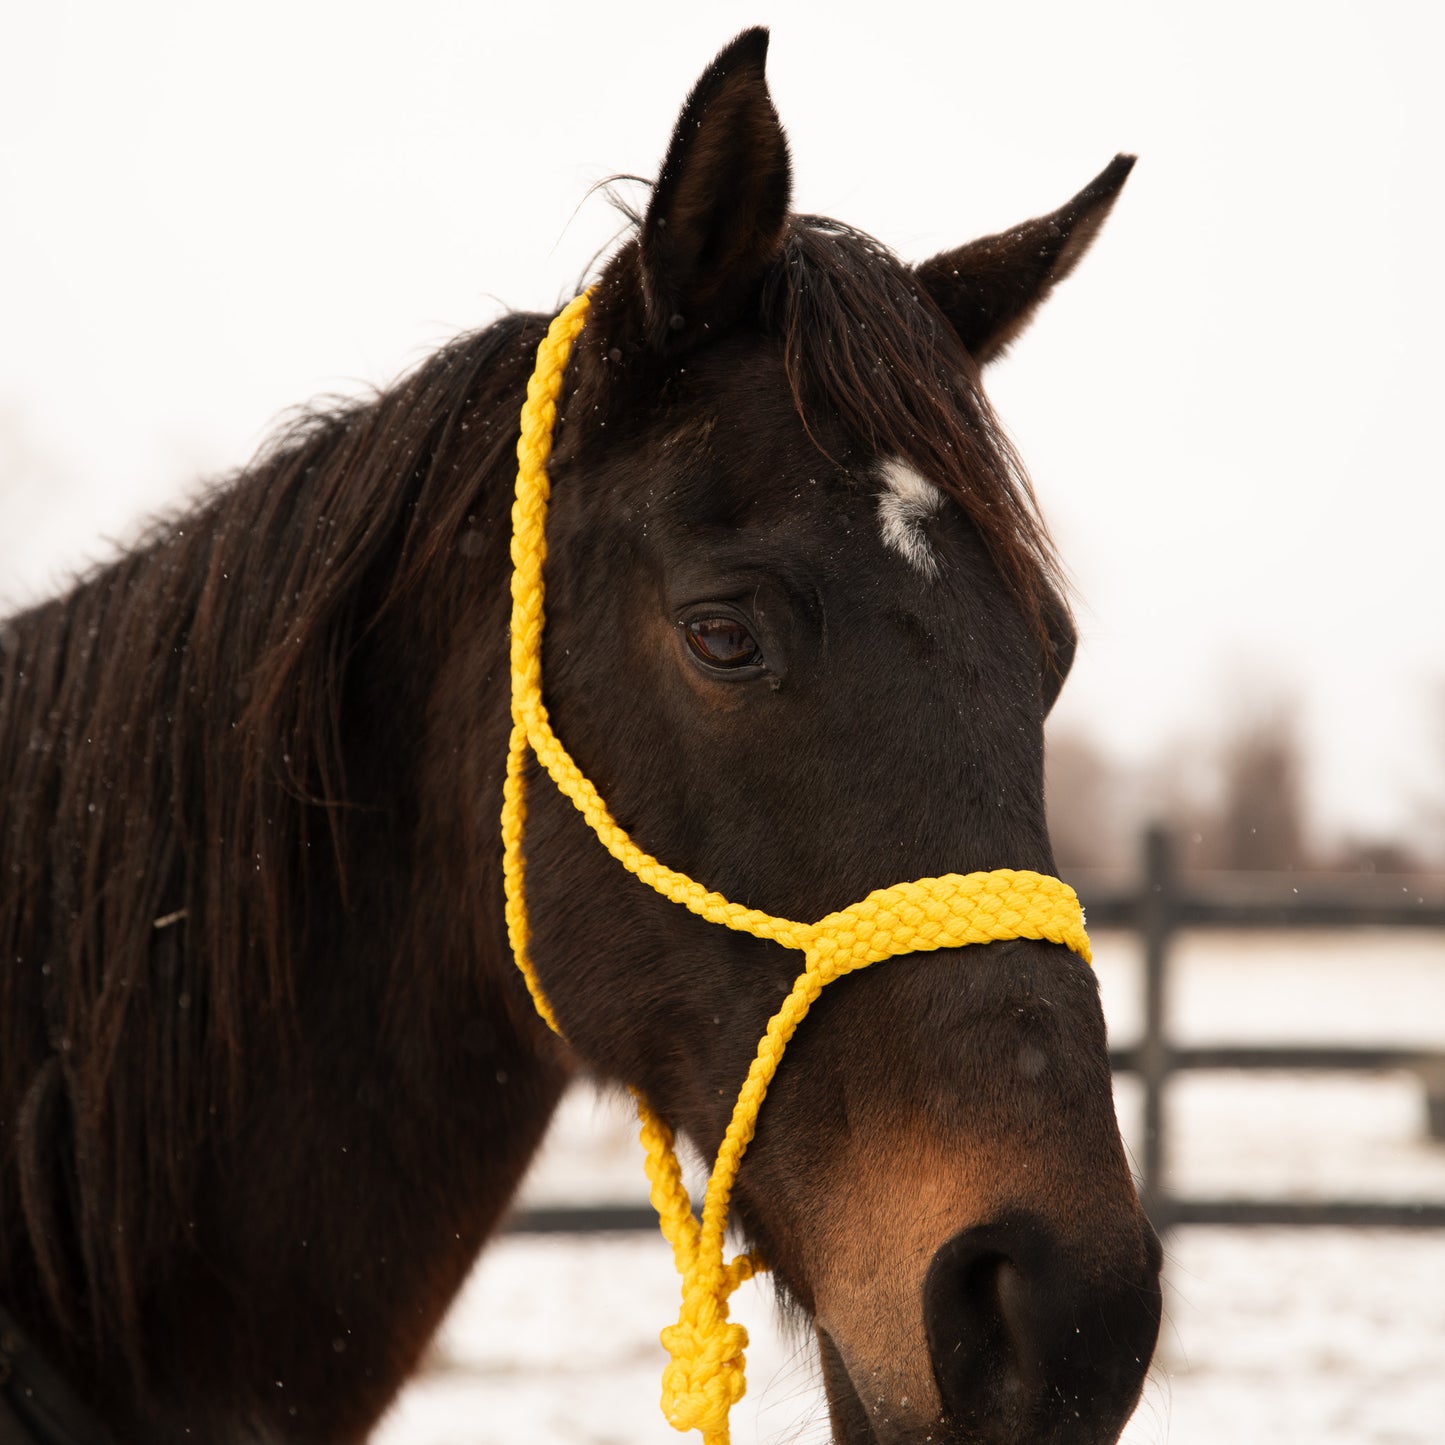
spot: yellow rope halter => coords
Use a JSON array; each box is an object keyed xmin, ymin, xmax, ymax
[{"xmin": 503, "ymin": 292, "xmax": 1092, "ymax": 1444}]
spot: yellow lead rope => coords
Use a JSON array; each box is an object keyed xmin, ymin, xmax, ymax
[{"xmin": 503, "ymin": 292, "xmax": 1092, "ymax": 1444}]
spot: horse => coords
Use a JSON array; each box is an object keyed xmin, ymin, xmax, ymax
[{"xmin": 0, "ymin": 26, "xmax": 1161, "ymax": 1445}]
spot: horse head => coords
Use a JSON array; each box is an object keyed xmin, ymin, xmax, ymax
[{"xmin": 499, "ymin": 27, "xmax": 1161, "ymax": 1445}]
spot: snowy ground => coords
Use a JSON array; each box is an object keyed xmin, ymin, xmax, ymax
[{"xmin": 376, "ymin": 930, "xmax": 1445, "ymax": 1445}]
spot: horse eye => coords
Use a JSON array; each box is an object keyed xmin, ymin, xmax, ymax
[{"xmin": 684, "ymin": 616, "xmax": 762, "ymax": 669}]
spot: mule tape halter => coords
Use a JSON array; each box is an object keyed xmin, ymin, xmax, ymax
[{"xmin": 503, "ymin": 292, "xmax": 1092, "ymax": 1445}]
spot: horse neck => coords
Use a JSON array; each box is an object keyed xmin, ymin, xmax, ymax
[{"xmin": 0, "ymin": 312, "xmax": 572, "ymax": 1439}]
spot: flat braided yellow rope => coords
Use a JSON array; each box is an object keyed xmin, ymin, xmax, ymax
[{"xmin": 503, "ymin": 292, "xmax": 1092, "ymax": 1445}]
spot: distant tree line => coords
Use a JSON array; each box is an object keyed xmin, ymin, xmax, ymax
[{"xmin": 1046, "ymin": 700, "xmax": 1435, "ymax": 876}]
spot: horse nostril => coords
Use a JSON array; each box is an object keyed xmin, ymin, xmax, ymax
[
  {"xmin": 925, "ymin": 1236, "xmax": 1026, "ymax": 1430},
  {"xmin": 924, "ymin": 1213, "xmax": 1161, "ymax": 1444}
]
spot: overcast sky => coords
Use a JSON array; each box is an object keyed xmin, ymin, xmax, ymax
[{"xmin": 3, "ymin": 1, "xmax": 1442, "ymax": 848}]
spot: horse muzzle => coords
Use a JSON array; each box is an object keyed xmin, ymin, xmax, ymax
[
  {"xmin": 814, "ymin": 1206, "xmax": 1162, "ymax": 1445},
  {"xmin": 742, "ymin": 936, "xmax": 1164, "ymax": 1445}
]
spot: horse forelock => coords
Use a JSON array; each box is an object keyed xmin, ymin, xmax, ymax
[
  {"xmin": 565, "ymin": 212, "xmax": 1066, "ymax": 648},
  {"xmin": 765, "ymin": 218, "xmax": 1067, "ymax": 638}
]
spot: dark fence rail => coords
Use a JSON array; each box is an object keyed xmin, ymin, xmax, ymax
[
  {"xmin": 1087, "ymin": 826, "xmax": 1445, "ymax": 1231},
  {"xmin": 509, "ymin": 828, "xmax": 1445, "ymax": 1236}
]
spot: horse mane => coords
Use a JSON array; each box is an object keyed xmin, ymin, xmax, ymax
[
  {"xmin": 0, "ymin": 309, "xmax": 543, "ymax": 1359},
  {"xmin": 767, "ymin": 217, "xmax": 1064, "ymax": 630}
]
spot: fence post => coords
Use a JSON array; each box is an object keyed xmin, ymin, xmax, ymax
[{"xmin": 1138, "ymin": 824, "xmax": 1174, "ymax": 1228}]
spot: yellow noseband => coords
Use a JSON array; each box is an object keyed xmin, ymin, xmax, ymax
[{"xmin": 501, "ymin": 291, "xmax": 1091, "ymax": 1444}]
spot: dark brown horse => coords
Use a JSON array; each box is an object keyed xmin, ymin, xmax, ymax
[{"xmin": 0, "ymin": 28, "xmax": 1160, "ymax": 1445}]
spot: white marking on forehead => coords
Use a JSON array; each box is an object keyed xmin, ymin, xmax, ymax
[{"xmin": 877, "ymin": 458, "xmax": 943, "ymax": 580}]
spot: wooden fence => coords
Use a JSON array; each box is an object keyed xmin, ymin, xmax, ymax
[
  {"xmin": 1094, "ymin": 825, "xmax": 1445, "ymax": 1231},
  {"xmin": 510, "ymin": 827, "xmax": 1445, "ymax": 1235}
]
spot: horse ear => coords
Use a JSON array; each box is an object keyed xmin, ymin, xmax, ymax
[
  {"xmin": 914, "ymin": 154, "xmax": 1136, "ymax": 365},
  {"xmin": 639, "ymin": 27, "xmax": 792, "ymax": 352}
]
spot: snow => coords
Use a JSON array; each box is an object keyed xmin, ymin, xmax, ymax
[
  {"xmin": 373, "ymin": 928, "xmax": 1445, "ymax": 1443},
  {"xmin": 1141, "ymin": 1230, "xmax": 1445, "ymax": 1445}
]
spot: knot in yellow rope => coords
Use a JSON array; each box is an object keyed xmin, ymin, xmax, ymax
[
  {"xmin": 659, "ymin": 1308, "xmax": 750, "ymax": 1435},
  {"xmin": 503, "ymin": 293, "xmax": 1092, "ymax": 1444}
]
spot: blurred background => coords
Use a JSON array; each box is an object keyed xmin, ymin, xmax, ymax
[{"xmin": 4, "ymin": 3, "xmax": 1443, "ymax": 1441}]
